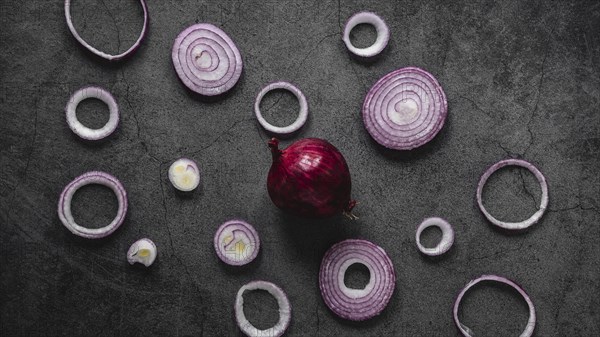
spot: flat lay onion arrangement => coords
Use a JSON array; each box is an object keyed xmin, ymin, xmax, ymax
[{"xmin": 58, "ymin": 4, "xmax": 551, "ymax": 336}]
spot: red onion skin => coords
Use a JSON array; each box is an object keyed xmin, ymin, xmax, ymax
[{"xmin": 267, "ymin": 138, "xmax": 356, "ymax": 218}]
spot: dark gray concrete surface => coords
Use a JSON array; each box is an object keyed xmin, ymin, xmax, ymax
[{"xmin": 1, "ymin": 0, "xmax": 599, "ymax": 336}]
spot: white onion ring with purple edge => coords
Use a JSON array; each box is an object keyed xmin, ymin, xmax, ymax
[
  {"xmin": 235, "ymin": 280, "xmax": 291, "ymax": 337},
  {"xmin": 214, "ymin": 219, "xmax": 260, "ymax": 266},
  {"xmin": 343, "ymin": 12, "xmax": 389, "ymax": 58},
  {"xmin": 453, "ymin": 275, "xmax": 536, "ymax": 337},
  {"xmin": 254, "ymin": 81, "xmax": 308, "ymax": 135},
  {"xmin": 363, "ymin": 67, "xmax": 448, "ymax": 150},
  {"xmin": 319, "ymin": 239, "xmax": 395, "ymax": 321},
  {"xmin": 476, "ymin": 159, "xmax": 549, "ymax": 230},
  {"xmin": 416, "ymin": 217, "xmax": 454, "ymax": 256},
  {"xmin": 127, "ymin": 238, "xmax": 157, "ymax": 267},
  {"xmin": 58, "ymin": 171, "xmax": 127, "ymax": 239},
  {"xmin": 65, "ymin": 86, "xmax": 119, "ymax": 141}
]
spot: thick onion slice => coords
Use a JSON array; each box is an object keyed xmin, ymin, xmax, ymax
[
  {"xmin": 172, "ymin": 23, "xmax": 243, "ymax": 96},
  {"xmin": 235, "ymin": 280, "xmax": 291, "ymax": 337},
  {"xmin": 65, "ymin": 86, "xmax": 119, "ymax": 141},
  {"xmin": 58, "ymin": 171, "xmax": 127, "ymax": 239},
  {"xmin": 416, "ymin": 217, "xmax": 454, "ymax": 256},
  {"xmin": 319, "ymin": 239, "xmax": 395, "ymax": 321},
  {"xmin": 476, "ymin": 159, "xmax": 549, "ymax": 230},
  {"xmin": 362, "ymin": 67, "xmax": 448, "ymax": 150},
  {"xmin": 453, "ymin": 275, "xmax": 536, "ymax": 337},
  {"xmin": 168, "ymin": 158, "xmax": 200, "ymax": 192},
  {"xmin": 64, "ymin": 0, "xmax": 148, "ymax": 61},
  {"xmin": 214, "ymin": 219, "xmax": 259, "ymax": 266},
  {"xmin": 343, "ymin": 12, "xmax": 389, "ymax": 58},
  {"xmin": 254, "ymin": 82, "xmax": 308, "ymax": 135},
  {"xmin": 127, "ymin": 238, "xmax": 157, "ymax": 267}
]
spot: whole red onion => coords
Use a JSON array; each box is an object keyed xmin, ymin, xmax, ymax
[{"xmin": 267, "ymin": 138, "xmax": 357, "ymax": 218}]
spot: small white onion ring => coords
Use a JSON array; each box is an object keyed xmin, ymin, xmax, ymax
[
  {"xmin": 214, "ymin": 219, "xmax": 260, "ymax": 266},
  {"xmin": 343, "ymin": 12, "xmax": 390, "ymax": 58},
  {"xmin": 168, "ymin": 158, "xmax": 200, "ymax": 192},
  {"xmin": 453, "ymin": 275, "xmax": 536, "ymax": 337},
  {"xmin": 58, "ymin": 171, "xmax": 128, "ymax": 239},
  {"xmin": 64, "ymin": 0, "xmax": 148, "ymax": 61},
  {"xmin": 254, "ymin": 82, "xmax": 308, "ymax": 135},
  {"xmin": 235, "ymin": 280, "xmax": 291, "ymax": 337},
  {"xmin": 415, "ymin": 217, "xmax": 454, "ymax": 256},
  {"xmin": 65, "ymin": 86, "xmax": 119, "ymax": 141},
  {"xmin": 476, "ymin": 159, "xmax": 549, "ymax": 230},
  {"xmin": 127, "ymin": 238, "xmax": 157, "ymax": 267}
]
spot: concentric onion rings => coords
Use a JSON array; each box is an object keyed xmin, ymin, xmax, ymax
[
  {"xmin": 235, "ymin": 280, "xmax": 291, "ymax": 337},
  {"xmin": 214, "ymin": 219, "xmax": 260, "ymax": 266},
  {"xmin": 58, "ymin": 171, "xmax": 128, "ymax": 239},
  {"xmin": 319, "ymin": 239, "xmax": 395, "ymax": 321},
  {"xmin": 343, "ymin": 12, "xmax": 389, "ymax": 58},
  {"xmin": 476, "ymin": 159, "xmax": 549, "ymax": 230},
  {"xmin": 65, "ymin": 86, "xmax": 119, "ymax": 141},
  {"xmin": 254, "ymin": 82, "xmax": 308, "ymax": 135},
  {"xmin": 363, "ymin": 67, "xmax": 447, "ymax": 150},
  {"xmin": 416, "ymin": 217, "xmax": 454, "ymax": 256},
  {"xmin": 172, "ymin": 23, "xmax": 243, "ymax": 96}
]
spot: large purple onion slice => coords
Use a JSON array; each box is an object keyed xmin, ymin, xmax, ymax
[
  {"xmin": 319, "ymin": 239, "xmax": 395, "ymax": 321},
  {"xmin": 172, "ymin": 23, "xmax": 243, "ymax": 96},
  {"xmin": 214, "ymin": 219, "xmax": 260, "ymax": 266},
  {"xmin": 235, "ymin": 280, "xmax": 291, "ymax": 337},
  {"xmin": 363, "ymin": 67, "xmax": 447, "ymax": 150}
]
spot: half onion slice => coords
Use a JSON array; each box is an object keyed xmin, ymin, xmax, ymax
[
  {"xmin": 362, "ymin": 67, "xmax": 448, "ymax": 150},
  {"xmin": 235, "ymin": 280, "xmax": 291, "ymax": 337},
  {"xmin": 214, "ymin": 219, "xmax": 260, "ymax": 266}
]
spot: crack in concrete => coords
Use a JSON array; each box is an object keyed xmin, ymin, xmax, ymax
[{"xmin": 98, "ymin": 0, "xmax": 122, "ymax": 53}]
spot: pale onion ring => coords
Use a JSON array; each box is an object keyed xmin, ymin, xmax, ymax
[
  {"xmin": 214, "ymin": 219, "xmax": 260, "ymax": 266},
  {"xmin": 168, "ymin": 158, "xmax": 200, "ymax": 192},
  {"xmin": 254, "ymin": 82, "xmax": 308, "ymax": 135},
  {"xmin": 58, "ymin": 171, "xmax": 127, "ymax": 239},
  {"xmin": 415, "ymin": 217, "xmax": 454, "ymax": 256},
  {"xmin": 476, "ymin": 159, "xmax": 549, "ymax": 230},
  {"xmin": 127, "ymin": 238, "xmax": 157, "ymax": 267},
  {"xmin": 64, "ymin": 0, "xmax": 148, "ymax": 61},
  {"xmin": 453, "ymin": 275, "xmax": 536, "ymax": 337},
  {"xmin": 343, "ymin": 12, "xmax": 390, "ymax": 58},
  {"xmin": 235, "ymin": 280, "xmax": 291, "ymax": 337},
  {"xmin": 65, "ymin": 86, "xmax": 119, "ymax": 141}
]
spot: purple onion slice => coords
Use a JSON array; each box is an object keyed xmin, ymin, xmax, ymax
[
  {"xmin": 235, "ymin": 280, "xmax": 291, "ymax": 337},
  {"xmin": 127, "ymin": 238, "xmax": 157, "ymax": 267},
  {"xmin": 58, "ymin": 171, "xmax": 127, "ymax": 239},
  {"xmin": 64, "ymin": 0, "xmax": 148, "ymax": 61},
  {"xmin": 65, "ymin": 86, "xmax": 119, "ymax": 141},
  {"xmin": 363, "ymin": 67, "xmax": 447, "ymax": 150},
  {"xmin": 476, "ymin": 159, "xmax": 549, "ymax": 230},
  {"xmin": 319, "ymin": 239, "xmax": 395, "ymax": 321},
  {"xmin": 343, "ymin": 12, "xmax": 389, "ymax": 58},
  {"xmin": 254, "ymin": 81, "xmax": 308, "ymax": 135},
  {"xmin": 172, "ymin": 23, "xmax": 243, "ymax": 96},
  {"xmin": 214, "ymin": 219, "xmax": 260, "ymax": 266},
  {"xmin": 416, "ymin": 217, "xmax": 454, "ymax": 256},
  {"xmin": 168, "ymin": 158, "xmax": 200, "ymax": 192},
  {"xmin": 453, "ymin": 275, "xmax": 536, "ymax": 337}
]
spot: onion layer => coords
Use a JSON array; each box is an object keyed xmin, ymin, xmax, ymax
[
  {"xmin": 168, "ymin": 158, "xmax": 200, "ymax": 192},
  {"xmin": 363, "ymin": 67, "xmax": 447, "ymax": 150},
  {"xmin": 64, "ymin": 0, "xmax": 148, "ymax": 61},
  {"xmin": 214, "ymin": 219, "xmax": 260, "ymax": 266},
  {"xmin": 254, "ymin": 82, "xmax": 308, "ymax": 135},
  {"xmin": 453, "ymin": 275, "xmax": 536, "ymax": 337},
  {"xmin": 476, "ymin": 159, "xmax": 549, "ymax": 230},
  {"xmin": 319, "ymin": 239, "xmax": 395, "ymax": 321},
  {"xmin": 343, "ymin": 12, "xmax": 389, "ymax": 58},
  {"xmin": 58, "ymin": 171, "xmax": 127, "ymax": 239},
  {"xmin": 235, "ymin": 280, "xmax": 291, "ymax": 337},
  {"xmin": 172, "ymin": 23, "xmax": 243, "ymax": 96},
  {"xmin": 65, "ymin": 86, "xmax": 119, "ymax": 141},
  {"xmin": 127, "ymin": 238, "xmax": 157, "ymax": 267},
  {"xmin": 416, "ymin": 217, "xmax": 454, "ymax": 256}
]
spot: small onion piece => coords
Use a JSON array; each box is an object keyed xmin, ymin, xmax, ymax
[
  {"xmin": 172, "ymin": 23, "xmax": 243, "ymax": 96},
  {"xmin": 453, "ymin": 275, "xmax": 536, "ymax": 337},
  {"xmin": 64, "ymin": 0, "xmax": 148, "ymax": 61},
  {"xmin": 416, "ymin": 217, "xmax": 454, "ymax": 256},
  {"xmin": 343, "ymin": 12, "xmax": 389, "ymax": 58},
  {"xmin": 58, "ymin": 171, "xmax": 127, "ymax": 239},
  {"xmin": 476, "ymin": 159, "xmax": 549, "ymax": 230},
  {"xmin": 168, "ymin": 158, "xmax": 200, "ymax": 192},
  {"xmin": 235, "ymin": 280, "xmax": 291, "ymax": 337},
  {"xmin": 363, "ymin": 67, "xmax": 448, "ymax": 150},
  {"xmin": 127, "ymin": 238, "xmax": 157, "ymax": 267},
  {"xmin": 254, "ymin": 82, "xmax": 308, "ymax": 135},
  {"xmin": 319, "ymin": 239, "xmax": 395, "ymax": 321},
  {"xmin": 214, "ymin": 219, "xmax": 259, "ymax": 266},
  {"xmin": 65, "ymin": 86, "xmax": 119, "ymax": 141}
]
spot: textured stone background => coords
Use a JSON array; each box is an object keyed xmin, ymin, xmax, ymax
[{"xmin": 1, "ymin": 0, "xmax": 599, "ymax": 336}]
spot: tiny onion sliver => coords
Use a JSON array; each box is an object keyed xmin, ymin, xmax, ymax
[
  {"xmin": 127, "ymin": 238, "xmax": 157, "ymax": 267},
  {"xmin": 65, "ymin": 86, "xmax": 119, "ymax": 141},
  {"xmin": 476, "ymin": 159, "xmax": 549, "ymax": 230},
  {"xmin": 254, "ymin": 82, "xmax": 308, "ymax": 135},
  {"xmin": 343, "ymin": 12, "xmax": 389, "ymax": 58},
  {"xmin": 363, "ymin": 67, "xmax": 448, "ymax": 150},
  {"xmin": 235, "ymin": 280, "xmax": 291, "ymax": 337},
  {"xmin": 168, "ymin": 158, "xmax": 200, "ymax": 192},
  {"xmin": 416, "ymin": 217, "xmax": 454, "ymax": 256},
  {"xmin": 64, "ymin": 0, "xmax": 148, "ymax": 61},
  {"xmin": 319, "ymin": 239, "xmax": 395, "ymax": 321},
  {"xmin": 214, "ymin": 219, "xmax": 259, "ymax": 266},
  {"xmin": 453, "ymin": 275, "xmax": 536, "ymax": 337},
  {"xmin": 58, "ymin": 171, "xmax": 127, "ymax": 239}
]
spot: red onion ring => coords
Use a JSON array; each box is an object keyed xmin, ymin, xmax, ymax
[
  {"xmin": 254, "ymin": 82, "xmax": 308, "ymax": 135},
  {"xmin": 58, "ymin": 171, "xmax": 127, "ymax": 239},
  {"xmin": 214, "ymin": 219, "xmax": 259, "ymax": 266},
  {"xmin": 343, "ymin": 12, "xmax": 389, "ymax": 58},
  {"xmin": 65, "ymin": 86, "xmax": 119, "ymax": 141},
  {"xmin": 235, "ymin": 280, "xmax": 291, "ymax": 337},
  {"xmin": 172, "ymin": 23, "xmax": 243, "ymax": 96},
  {"xmin": 319, "ymin": 239, "xmax": 395, "ymax": 321},
  {"xmin": 476, "ymin": 159, "xmax": 549, "ymax": 230},
  {"xmin": 64, "ymin": 0, "xmax": 148, "ymax": 61},
  {"xmin": 362, "ymin": 67, "xmax": 448, "ymax": 150},
  {"xmin": 127, "ymin": 238, "xmax": 157, "ymax": 267},
  {"xmin": 415, "ymin": 217, "xmax": 454, "ymax": 256},
  {"xmin": 453, "ymin": 275, "xmax": 536, "ymax": 337}
]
